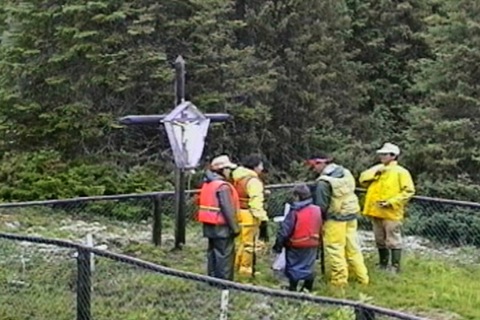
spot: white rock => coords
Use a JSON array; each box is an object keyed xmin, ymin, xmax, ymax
[{"xmin": 5, "ymin": 221, "xmax": 20, "ymax": 229}]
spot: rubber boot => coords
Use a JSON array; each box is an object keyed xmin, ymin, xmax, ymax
[
  {"xmin": 391, "ymin": 249, "xmax": 402, "ymax": 273},
  {"xmin": 301, "ymin": 279, "xmax": 314, "ymax": 293},
  {"xmin": 288, "ymin": 279, "xmax": 299, "ymax": 291},
  {"xmin": 378, "ymin": 248, "xmax": 389, "ymax": 270}
]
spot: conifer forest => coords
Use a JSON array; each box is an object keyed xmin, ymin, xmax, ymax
[{"xmin": 0, "ymin": 0, "xmax": 479, "ymax": 201}]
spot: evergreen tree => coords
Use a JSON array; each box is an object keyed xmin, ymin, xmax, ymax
[
  {"xmin": 345, "ymin": 0, "xmax": 432, "ymax": 148},
  {"xmin": 241, "ymin": 0, "xmax": 366, "ymax": 177},
  {"xmin": 406, "ymin": 0, "xmax": 480, "ymax": 199}
]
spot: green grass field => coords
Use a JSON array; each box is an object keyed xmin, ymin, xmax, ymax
[{"xmin": 0, "ymin": 210, "xmax": 479, "ymax": 320}]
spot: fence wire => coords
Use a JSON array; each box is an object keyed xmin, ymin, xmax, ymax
[
  {"xmin": 0, "ymin": 238, "xmax": 77, "ymax": 320},
  {"xmin": 0, "ymin": 234, "xmax": 426, "ymax": 320},
  {"xmin": 0, "ymin": 184, "xmax": 479, "ymax": 257}
]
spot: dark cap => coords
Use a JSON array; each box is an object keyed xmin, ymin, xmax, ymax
[
  {"xmin": 293, "ymin": 183, "xmax": 312, "ymax": 201},
  {"xmin": 306, "ymin": 153, "xmax": 333, "ymax": 166}
]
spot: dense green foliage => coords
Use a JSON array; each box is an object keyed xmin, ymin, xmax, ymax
[{"xmin": 0, "ymin": 0, "xmax": 479, "ymax": 201}]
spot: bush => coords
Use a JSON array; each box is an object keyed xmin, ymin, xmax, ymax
[
  {"xmin": 404, "ymin": 202, "xmax": 480, "ymax": 247},
  {"xmin": 0, "ymin": 151, "xmax": 173, "ymax": 201}
]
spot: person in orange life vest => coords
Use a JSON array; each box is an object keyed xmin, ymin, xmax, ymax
[
  {"xmin": 230, "ymin": 154, "xmax": 269, "ymax": 276},
  {"xmin": 197, "ymin": 156, "xmax": 241, "ymax": 280},
  {"xmin": 272, "ymin": 184, "xmax": 323, "ymax": 292}
]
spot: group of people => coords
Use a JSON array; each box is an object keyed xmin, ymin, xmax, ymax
[{"xmin": 196, "ymin": 142, "xmax": 415, "ymax": 293}]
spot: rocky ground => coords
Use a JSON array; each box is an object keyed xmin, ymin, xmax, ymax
[{"xmin": 1, "ymin": 213, "xmax": 478, "ymax": 265}]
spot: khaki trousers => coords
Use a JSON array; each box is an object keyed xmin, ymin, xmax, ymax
[{"xmin": 371, "ymin": 218, "xmax": 402, "ymax": 249}]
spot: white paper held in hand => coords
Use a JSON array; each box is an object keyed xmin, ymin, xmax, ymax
[
  {"xmin": 273, "ymin": 202, "xmax": 291, "ymax": 222},
  {"xmin": 272, "ymin": 248, "xmax": 286, "ymax": 271}
]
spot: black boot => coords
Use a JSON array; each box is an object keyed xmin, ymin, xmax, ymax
[
  {"xmin": 288, "ymin": 280, "xmax": 299, "ymax": 291},
  {"xmin": 378, "ymin": 248, "xmax": 389, "ymax": 270},
  {"xmin": 301, "ymin": 279, "xmax": 314, "ymax": 293},
  {"xmin": 391, "ymin": 249, "xmax": 402, "ymax": 273}
]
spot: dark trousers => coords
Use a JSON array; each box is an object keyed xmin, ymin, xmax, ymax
[
  {"xmin": 207, "ymin": 237, "xmax": 235, "ymax": 281},
  {"xmin": 288, "ymin": 279, "xmax": 314, "ymax": 292}
]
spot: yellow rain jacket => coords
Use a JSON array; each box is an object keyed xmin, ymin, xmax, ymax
[
  {"xmin": 359, "ymin": 161, "xmax": 415, "ymax": 221},
  {"xmin": 231, "ymin": 166, "xmax": 268, "ymax": 275},
  {"xmin": 232, "ymin": 166, "xmax": 268, "ymax": 221}
]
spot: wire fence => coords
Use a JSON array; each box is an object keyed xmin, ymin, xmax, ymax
[
  {"xmin": 0, "ymin": 233, "xmax": 428, "ymax": 320},
  {"xmin": 1, "ymin": 183, "xmax": 479, "ymax": 253},
  {"xmin": 1, "ymin": 183, "xmax": 479, "ymax": 319}
]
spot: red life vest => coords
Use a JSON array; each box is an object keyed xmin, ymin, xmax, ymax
[
  {"xmin": 197, "ymin": 180, "xmax": 239, "ymax": 225},
  {"xmin": 288, "ymin": 205, "xmax": 323, "ymax": 248},
  {"xmin": 234, "ymin": 175, "xmax": 256, "ymax": 209}
]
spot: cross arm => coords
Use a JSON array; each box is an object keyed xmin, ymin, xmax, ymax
[{"xmin": 119, "ymin": 113, "xmax": 231, "ymax": 126}]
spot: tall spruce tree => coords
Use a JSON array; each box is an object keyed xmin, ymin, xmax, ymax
[
  {"xmin": 405, "ymin": 0, "xmax": 480, "ymax": 199},
  {"xmin": 236, "ymin": 0, "xmax": 366, "ymax": 177},
  {"xmin": 0, "ymin": 0, "xmax": 274, "ymax": 198},
  {"xmin": 344, "ymin": 0, "xmax": 432, "ymax": 150},
  {"xmin": 169, "ymin": 0, "xmax": 276, "ymax": 161}
]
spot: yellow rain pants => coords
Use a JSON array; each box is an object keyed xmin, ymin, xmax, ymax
[
  {"xmin": 231, "ymin": 166, "xmax": 268, "ymax": 276},
  {"xmin": 324, "ymin": 219, "xmax": 369, "ymax": 286},
  {"xmin": 234, "ymin": 209, "xmax": 260, "ymax": 275}
]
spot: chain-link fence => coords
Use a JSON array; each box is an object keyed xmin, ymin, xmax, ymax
[
  {"xmin": 1, "ymin": 184, "xmax": 479, "ymax": 319},
  {"xmin": 0, "ymin": 183, "xmax": 480, "ymax": 254},
  {"xmin": 0, "ymin": 233, "xmax": 427, "ymax": 320}
]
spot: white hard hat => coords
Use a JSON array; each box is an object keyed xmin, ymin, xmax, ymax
[
  {"xmin": 376, "ymin": 143, "xmax": 400, "ymax": 156},
  {"xmin": 210, "ymin": 155, "xmax": 237, "ymax": 170}
]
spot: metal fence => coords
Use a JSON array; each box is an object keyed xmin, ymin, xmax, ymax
[
  {"xmin": 1, "ymin": 183, "xmax": 480, "ymax": 252},
  {"xmin": 1, "ymin": 183, "xmax": 479, "ymax": 319},
  {"xmin": 0, "ymin": 233, "xmax": 427, "ymax": 320}
]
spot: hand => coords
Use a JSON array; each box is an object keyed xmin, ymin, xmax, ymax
[
  {"xmin": 259, "ymin": 221, "xmax": 269, "ymax": 242},
  {"xmin": 272, "ymin": 243, "xmax": 282, "ymax": 254},
  {"xmin": 233, "ymin": 229, "xmax": 241, "ymax": 238},
  {"xmin": 377, "ymin": 201, "xmax": 390, "ymax": 208},
  {"xmin": 375, "ymin": 166, "xmax": 386, "ymax": 176}
]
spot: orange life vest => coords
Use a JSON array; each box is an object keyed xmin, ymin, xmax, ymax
[
  {"xmin": 197, "ymin": 180, "xmax": 239, "ymax": 225},
  {"xmin": 234, "ymin": 175, "xmax": 256, "ymax": 209},
  {"xmin": 288, "ymin": 205, "xmax": 323, "ymax": 248}
]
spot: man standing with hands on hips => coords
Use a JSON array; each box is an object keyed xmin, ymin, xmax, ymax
[{"xmin": 359, "ymin": 143, "xmax": 415, "ymax": 273}]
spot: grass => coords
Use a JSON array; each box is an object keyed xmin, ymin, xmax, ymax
[{"xmin": 0, "ymin": 210, "xmax": 479, "ymax": 320}]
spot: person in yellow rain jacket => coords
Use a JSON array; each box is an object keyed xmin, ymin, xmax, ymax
[
  {"xmin": 230, "ymin": 154, "xmax": 269, "ymax": 276},
  {"xmin": 307, "ymin": 154, "xmax": 369, "ymax": 287},
  {"xmin": 359, "ymin": 143, "xmax": 415, "ymax": 273}
]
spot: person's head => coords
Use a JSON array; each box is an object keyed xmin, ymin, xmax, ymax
[
  {"xmin": 376, "ymin": 143, "xmax": 400, "ymax": 165},
  {"xmin": 210, "ymin": 155, "xmax": 238, "ymax": 178},
  {"xmin": 306, "ymin": 153, "xmax": 333, "ymax": 174},
  {"xmin": 242, "ymin": 154, "xmax": 264, "ymax": 175},
  {"xmin": 293, "ymin": 183, "xmax": 312, "ymax": 201}
]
